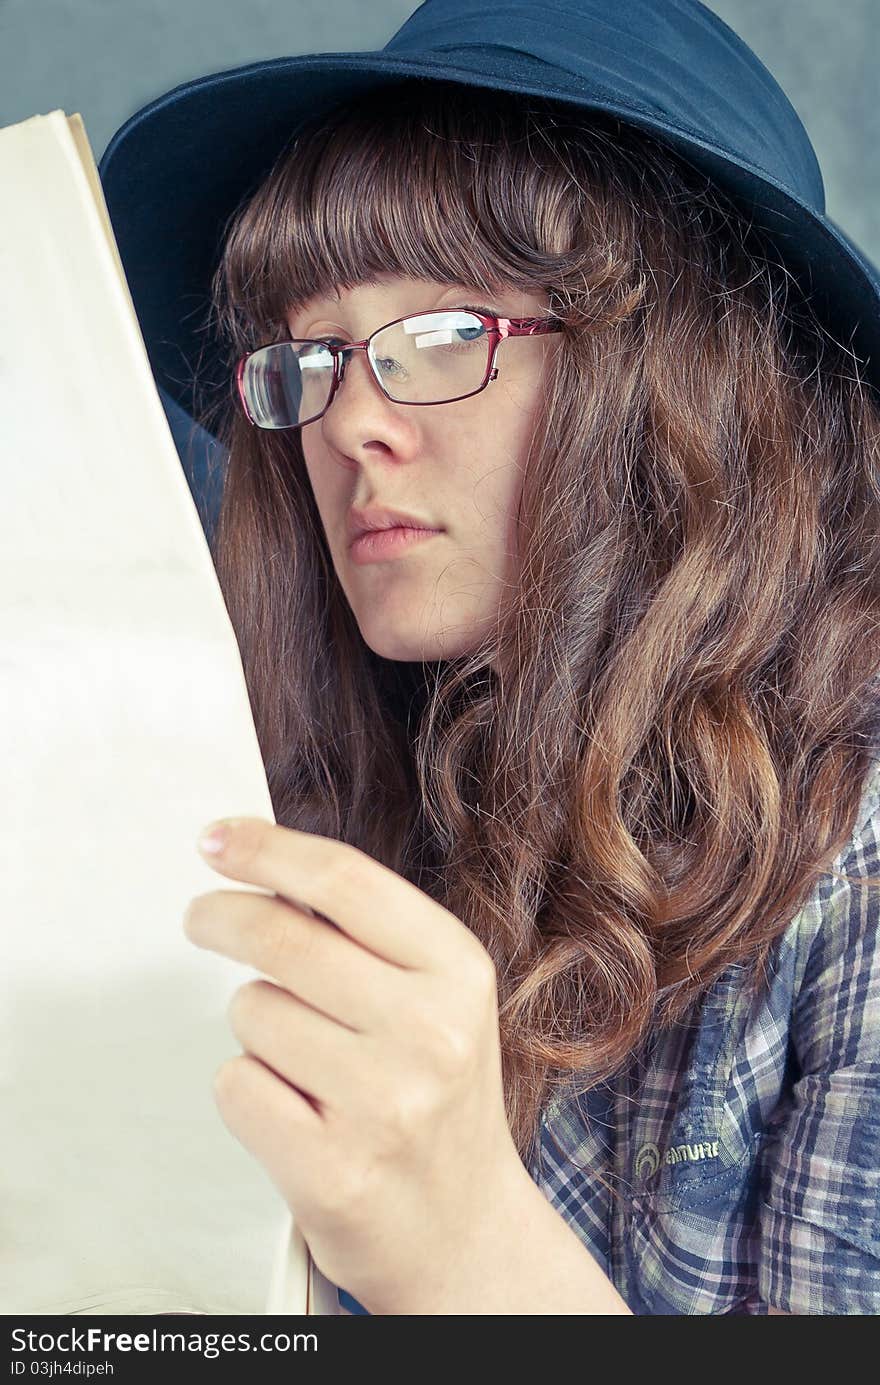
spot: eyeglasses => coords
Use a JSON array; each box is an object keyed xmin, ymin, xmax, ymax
[{"xmin": 234, "ymin": 307, "xmax": 564, "ymax": 430}]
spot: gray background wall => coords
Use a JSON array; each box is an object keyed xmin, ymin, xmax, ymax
[{"xmin": 2, "ymin": 0, "xmax": 877, "ymax": 268}]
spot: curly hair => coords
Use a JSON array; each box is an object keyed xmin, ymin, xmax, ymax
[{"xmin": 194, "ymin": 78, "xmax": 880, "ymax": 1169}]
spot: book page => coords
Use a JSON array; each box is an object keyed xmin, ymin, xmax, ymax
[{"xmin": 0, "ymin": 110, "xmax": 338, "ymax": 1316}]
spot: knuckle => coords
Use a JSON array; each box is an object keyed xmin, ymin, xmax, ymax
[
  {"xmin": 212, "ymin": 1054, "xmax": 249, "ymax": 1107},
  {"xmin": 425, "ymin": 1019, "xmax": 473, "ymax": 1077},
  {"xmin": 466, "ymin": 945, "xmax": 498, "ymax": 997},
  {"xmin": 321, "ymin": 845, "xmax": 370, "ymax": 900},
  {"xmin": 255, "ymin": 908, "xmax": 290, "ymax": 976},
  {"xmin": 182, "ymin": 892, "xmax": 211, "ymax": 938},
  {"xmin": 288, "ymin": 908, "xmax": 320, "ymax": 966},
  {"xmin": 226, "ymin": 978, "xmax": 264, "ymax": 1032},
  {"xmin": 313, "ymin": 1151, "xmax": 373, "ymax": 1224},
  {"xmin": 383, "ymin": 1080, "xmax": 435, "ymax": 1141}
]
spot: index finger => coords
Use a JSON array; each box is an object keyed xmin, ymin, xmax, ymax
[{"xmin": 197, "ymin": 817, "xmax": 463, "ymax": 971}]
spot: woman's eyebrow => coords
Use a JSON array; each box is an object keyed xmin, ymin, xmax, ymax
[
  {"xmin": 286, "ymin": 304, "xmax": 319, "ymax": 335},
  {"xmin": 287, "ymin": 291, "xmax": 344, "ymax": 326}
]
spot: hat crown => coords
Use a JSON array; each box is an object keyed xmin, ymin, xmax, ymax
[
  {"xmin": 383, "ymin": 0, "xmax": 826, "ymax": 211},
  {"xmin": 96, "ymin": 0, "xmax": 880, "ymax": 419}
]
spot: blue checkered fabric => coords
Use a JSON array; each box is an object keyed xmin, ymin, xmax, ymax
[
  {"xmin": 530, "ymin": 756, "xmax": 880, "ymax": 1314},
  {"xmin": 339, "ymin": 756, "xmax": 880, "ymax": 1316}
]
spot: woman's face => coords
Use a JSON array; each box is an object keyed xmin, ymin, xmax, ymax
[{"xmin": 286, "ymin": 274, "xmax": 559, "ymax": 662}]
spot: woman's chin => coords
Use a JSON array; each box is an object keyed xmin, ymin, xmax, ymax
[
  {"xmin": 359, "ymin": 627, "xmax": 445, "ymax": 663},
  {"xmin": 353, "ymin": 613, "xmax": 469, "ymax": 664}
]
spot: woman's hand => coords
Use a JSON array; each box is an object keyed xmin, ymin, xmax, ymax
[{"xmin": 182, "ymin": 816, "xmax": 525, "ymax": 1313}]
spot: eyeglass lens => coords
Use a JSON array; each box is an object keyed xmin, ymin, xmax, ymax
[{"xmin": 241, "ymin": 310, "xmax": 490, "ymax": 429}]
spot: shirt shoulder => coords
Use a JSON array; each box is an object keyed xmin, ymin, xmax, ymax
[
  {"xmin": 756, "ymin": 756, "xmax": 880, "ymax": 1312},
  {"xmin": 532, "ymin": 755, "xmax": 880, "ymax": 1313},
  {"xmin": 779, "ymin": 754, "xmax": 880, "ymax": 1003}
]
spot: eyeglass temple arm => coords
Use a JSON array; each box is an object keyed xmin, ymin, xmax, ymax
[{"xmin": 498, "ymin": 315, "xmax": 564, "ymax": 338}]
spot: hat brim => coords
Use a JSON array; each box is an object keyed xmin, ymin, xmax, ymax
[{"xmin": 98, "ymin": 51, "xmax": 880, "ymax": 421}]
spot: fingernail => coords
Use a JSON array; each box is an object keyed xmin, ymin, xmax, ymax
[{"xmin": 197, "ymin": 820, "xmax": 235, "ymax": 855}]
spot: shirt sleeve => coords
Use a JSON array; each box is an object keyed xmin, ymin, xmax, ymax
[{"xmin": 757, "ymin": 766, "xmax": 880, "ymax": 1314}]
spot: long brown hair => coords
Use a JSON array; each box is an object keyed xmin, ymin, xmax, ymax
[{"xmin": 195, "ymin": 79, "xmax": 880, "ymax": 1168}]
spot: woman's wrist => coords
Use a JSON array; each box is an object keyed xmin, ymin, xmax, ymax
[{"xmin": 369, "ymin": 1154, "xmax": 633, "ymax": 1315}]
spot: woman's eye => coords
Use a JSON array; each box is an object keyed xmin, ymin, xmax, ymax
[
  {"xmin": 295, "ymin": 339, "xmax": 338, "ymax": 362},
  {"xmin": 375, "ymin": 355, "xmax": 406, "ymax": 376},
  {"xmin": 454, "ymin": 323, "xmax": 487, "ymax": 342}
]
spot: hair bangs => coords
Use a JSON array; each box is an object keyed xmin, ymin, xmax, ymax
[{"xmin": 215, "ymin": 80, "xmax": 588, "ymax": 353}]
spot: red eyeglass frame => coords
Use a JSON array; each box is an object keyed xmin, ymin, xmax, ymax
[{"xmin": 234, "ymin": 308, "xmax": 565, "ymax": 429}]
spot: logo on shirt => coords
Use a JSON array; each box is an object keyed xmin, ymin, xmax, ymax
[{"xmin": 635, "ymin": 1139, "xmax": 720, "ymax": 1180}]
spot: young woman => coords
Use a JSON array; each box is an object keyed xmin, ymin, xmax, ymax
[{"xmin": 101, "ymin": 1, "xmax": 880, "ymax": 1315}]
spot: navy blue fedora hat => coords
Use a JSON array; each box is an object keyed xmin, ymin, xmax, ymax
[{"xmin": 99, "ymin": 0, "xmax": 880, "ymax": 422}]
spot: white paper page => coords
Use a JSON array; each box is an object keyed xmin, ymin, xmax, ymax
[{"xmin": 0, "ymin": 111, "xmax": 338, "ymax": 1315}]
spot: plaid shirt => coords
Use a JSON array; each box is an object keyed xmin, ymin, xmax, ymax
[{"xmin": 338, "ymin": 757, "xmax": 880, "ymax": 1315}]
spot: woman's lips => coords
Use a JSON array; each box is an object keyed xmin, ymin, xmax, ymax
[{"xmin": 349, "ymin": 525, "xmax": 444, "ymax": 564}]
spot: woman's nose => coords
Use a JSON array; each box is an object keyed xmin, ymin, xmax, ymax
[
  {"xmin": 336, "ymin": 344, "xmax": 373, "ymax": 389},
  {"xmin": 314, "ymin": 342, "xmax": 412, "ymax": 455}
]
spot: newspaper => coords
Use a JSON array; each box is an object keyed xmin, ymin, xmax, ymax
[{"xmin": 0, "ymin": 109, "xmax": 338, "ymax": 1316}]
